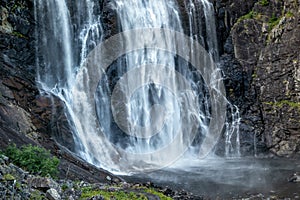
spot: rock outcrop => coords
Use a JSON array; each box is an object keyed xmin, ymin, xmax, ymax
[
  {"xmin": 214, "ymin": 0, "xmax": 300, "ymax": 156},
  {"xmin": 0, "ymin": 154, "xmax": 200, "ymax": 199},
  {"xmin": 0, "ymin": 0, "xmax": 38, "ymax": 147}
]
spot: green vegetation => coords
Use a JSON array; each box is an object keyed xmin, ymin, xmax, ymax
[
  {"xmin": 80, "ymin": 187, "xmax": 147, "ymax": 200},
  {"xmin": 264, "ymin": 100, "xmax": 300, "ymax": 110},
  {"xmin": 143, "ymin": 188, "xmax": 172, "ymax": 200},
  {"xmin": 259, "ymin": 0, "xmax": 269, "ymax": 6},
  {"xmin": 3, "ymin": 144, "xmax": 60, "ymax": 178},
  {"xmin": 80, "ymin": 186, "xmax": 172, "ymax": 200},
  {"xmin": 285, "ymin": 11, "xmax": 294, "ymax": 18},
  {"xmin": 11, "ymin": 1, "xmax": 26, "ymax": 12},
  {"xmin": 3, "ymin": 173, "xmax": 15, "ymax": 181},
  {"xmin": 61, "ymin": 184, "xmax": 69, "ymax": 191},
  {"xmin": 237, "ymin": 10, "xmax": 265, "ymax": 23},
  {"xmin": 238, "ymin": 11, "xmax": 258, "ymax": 22},
  {"xmin": 236, "ymin": 1, "xmax": 285, "ymax": 33},
  {"xmin": 12, "ymin": 31, "xmax": 28, "ymax": 39},
  {"xmin": 268, "ymin": 14, "xmax": 280, "ymax": 31},
  {"xmin": 15, "ymin": 181, "xmax": 22, "ymax": 190},
  {"xmin": 30, "ymin": 190, "xmax": 45, "ymax": 200},
  {"xmin": 11, "ymin": 4, "xmax": 18, "ymax": 12}
]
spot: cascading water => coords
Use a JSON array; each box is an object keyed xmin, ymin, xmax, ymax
[
  {"xmin": 186, "ymin": 0, "xmax": 241, "ymax": 157},
  {"xmin": 34, "ymin": 0, "xmax": 73, "ymax": 91},
  {"xmin": 34, "ymin": 0, "xmax": 240, "ymax": 174},
  {"xmin": 186, "ymin": 0, "xmax": 219, "ymax": 61}
]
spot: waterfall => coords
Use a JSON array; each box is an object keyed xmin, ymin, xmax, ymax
[
  {"xmin": 34, "ymin": 0, "xmax": 240, "ymax": 174},
  {"xmin": 186, "ymin": 0, "xmax": 219, "ymax": 61},
  {"xmin": 34, "ymin": 0, "xmax": 73, "ymax": 91},
  {"xmin": 186, "ymin": 0, "xmax": 241, "ymax": 157},
  {"xmin": 106, "ymin": 0, "xmax": 186, "ymax": 155},
  {"xmin": 225, "ymin": 105, "xmax": 241, "ymax": 157}
]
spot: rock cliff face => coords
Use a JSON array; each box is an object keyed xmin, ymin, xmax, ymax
[
  {"xmin": 0, "ymin": 0, "xmax": 72, "ymax": 151},
  {"xmin": 0, "ymin": 0, "xmax": 299, "ymax": 176},
  {"xmin": 214, "ymin": 0, "xmax": 300, "ymax": 156},
  {"xmin": 0, "ymin": 0, "xmax": 39, "ymax": 147}
]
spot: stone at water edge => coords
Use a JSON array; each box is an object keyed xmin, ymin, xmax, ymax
[{"xmin": 288, "ymin": 172, "xmax": 300, "ymax": 183}]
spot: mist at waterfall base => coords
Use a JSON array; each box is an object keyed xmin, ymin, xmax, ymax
[
  {"xmin": 123, "ymin": 157, "xmax": 300, "ymax": 198},
  {"xmin": 34, "ymin": 0, "xmax": 300, "ymax": 198}
]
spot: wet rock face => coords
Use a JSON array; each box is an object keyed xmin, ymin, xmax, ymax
[
  {"xmin": 0, "ymin": 0, "xmax": 35, "ymax": 78},
  {"xmin": 257, "ymin": 9, "xmax": 300, "ymax": 156},
  {"xmin": 0, "ymin": 0, "xmax": 39, "ymax": 148},
  {"xmin": 216, "ymin": 0, "xmax": 300, "ymax": 156},
  {"xmin": 0, "ymin": 0, "xmax": 75, "ymax": 151},
  {"xmin": 213, "ymin": 0, "xmax": 259, "ymax": 53}
]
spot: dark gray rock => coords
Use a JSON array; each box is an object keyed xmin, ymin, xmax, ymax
[
  {"xmin": 216, "ymin": 0, "xmax": 300, "ymax": 156},
  {"xmin": 288, "ymin": 172, "xmax": 300, "ymax": 183}
]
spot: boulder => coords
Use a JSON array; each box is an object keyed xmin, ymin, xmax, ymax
[{"xmin": 46, "ymin": 188, "xmax": 62, "ymax": 200}]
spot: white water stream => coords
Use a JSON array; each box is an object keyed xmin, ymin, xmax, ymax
[{"xmin": 34, "ymin": 0, "xmax": 240, "ymax": 174}]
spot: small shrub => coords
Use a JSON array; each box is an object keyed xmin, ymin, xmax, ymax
[{"xmin": 3, "ymin": 144, "xmax": 59, "ymax": 178}]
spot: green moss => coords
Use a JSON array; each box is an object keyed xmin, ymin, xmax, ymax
[
  {"xmin": 30, "ymin": 190, "xmax": 45, "ymax": 200},
  {"xmin": 268, "ymin": 14, "xmax": 280, "ymax": 31},
  {"xmin": 237, "ymin": 10, "xmax": 265, "ymax": 23},
  {"xmin": 3, "ymin": 173, "xmax": 15, "ymax": 181},
  {"xmin": 143, "ymin": 188, "xmax": 172, "ymax": 200},
  {"xmin": 80, "ymin": 187, "xmax": 147, "ymax": 200},
  {"xmin": 259, "ymin": 0, "xmax": 269, "ymax": 6},
  {"xmin": 264, "ymin": 100, "xmax": 300, "ymax": 110},
  {"xmin": 12, "ymin": 31, "xmax": 28, "ymax": 39},
  {"xmin": 238, "ymin": 11, "xmax": 258, "ymax": 22},
  {"xmin": 80, "ymin": 186, "xmax": 172, "ymax": 200},
  {"xmin": 285, "ymin": 11, "xmax": 294, "ymax": 18},
  {"xmin": 15, "ymin": 182, "xmax": 22, "ymax": 189}
]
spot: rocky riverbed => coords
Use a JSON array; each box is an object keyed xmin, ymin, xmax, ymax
[
  {"xmin": 1, "ymin": 154, "xmax": 203, "ymax": 199},
  {"xmin": 2, "ymin": 153, "xmax": 300, "ymax": 199}
]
